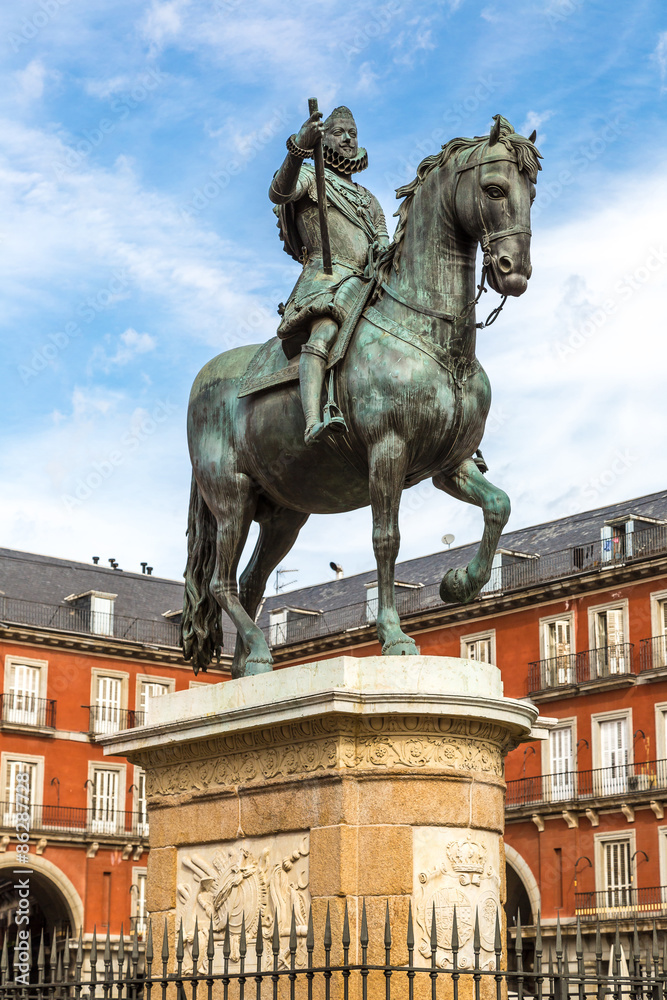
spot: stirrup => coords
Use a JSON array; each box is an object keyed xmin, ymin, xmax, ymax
[{"xmin": 323, "ymin": 372, "xmax": 348, "ymax": 433}]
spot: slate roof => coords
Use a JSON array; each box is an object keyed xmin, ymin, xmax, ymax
[
  {"xmin": 0, "ymin": 488, "xmax": 666, "ymax": 629},
  {"xmin": 257, "ymin": 488, "xmax": 667, "ymax": 620},
  {"xmin": 0, "ymin": 548, "xmax": 184, "ymax": 623}
]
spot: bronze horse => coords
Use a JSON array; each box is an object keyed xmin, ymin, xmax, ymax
[{"xmin": 182, "ymin": 116, "xmax": 541, "ymax": 677}]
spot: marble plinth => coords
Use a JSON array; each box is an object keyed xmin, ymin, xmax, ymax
[{"xmin": 101, "ymin": 656, "xmax": 549, "ymax": 991}]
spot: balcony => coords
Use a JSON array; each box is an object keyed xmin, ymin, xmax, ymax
[
  {"xmin": 528, "ymin": 643, "xmax": 635, "ymax": 694},
  {"xmin": 575, "ymin": 886, "xmax": 667, "ymax": 922},
  {"xmin": 85, "ymin": 705, "xmax": 146, "ymax": 735},
  {"xmin": 640, "ymin": 634, "xmax": 667, "ymax": 672},
  {"xmin": 0, "ymin": 693, "xmax": 56, "ymax": 729},
  {"xmin": 506, "ymin": 757, "xmax": 667, "ymax": 809},
  {"xmin": 0, "ymin": 802, "xmax": 148, "ymax": 838}
]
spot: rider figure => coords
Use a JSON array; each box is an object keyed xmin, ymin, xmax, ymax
[{"xmin": 270, "ymin": 106, "xmax": 389, "ymax": 445}]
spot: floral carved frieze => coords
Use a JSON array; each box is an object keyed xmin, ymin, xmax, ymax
[{"xmin": 142, "ymin": 715, "xmax": 506, "ymax": 801}]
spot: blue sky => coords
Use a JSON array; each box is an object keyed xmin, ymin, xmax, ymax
[{"xmin": 1, "ymin": 0, "xmax": 666, "ymax": 591}]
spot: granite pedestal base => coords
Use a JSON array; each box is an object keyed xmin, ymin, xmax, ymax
[{"xmin": 103, "ymin": 656, "xmax": 547, "ymax": 993}]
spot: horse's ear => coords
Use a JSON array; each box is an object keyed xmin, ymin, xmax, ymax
[
  {"xmin": 489, "ymin": 116, "xmax": 502, "ymax": 146},
  {"xmin": 528, "ymin": 129, "xmax": 537, "ymax": 144}
]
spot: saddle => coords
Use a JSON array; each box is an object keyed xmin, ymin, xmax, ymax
[{"xmin": 238, "ymin": 276, "xmax": 376, "ymax": 399}]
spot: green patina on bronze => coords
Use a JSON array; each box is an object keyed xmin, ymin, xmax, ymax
[{"xmin": 181, "ymin": 113, "xmax": 542, "ymax": 678}]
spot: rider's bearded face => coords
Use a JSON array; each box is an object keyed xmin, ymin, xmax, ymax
[{"xmin": 325, "ymin": 118, "xmax": 358, "ymax": 159}]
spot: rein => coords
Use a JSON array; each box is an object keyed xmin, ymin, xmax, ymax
[{"xmin": 379, "ymin": 149, "xmax": 532, "ymax": 330}]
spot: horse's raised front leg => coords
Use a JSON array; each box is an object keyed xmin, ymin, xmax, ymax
[
  {"xmin": 208, "ymin": 472, "xmax": 274, "ymax": 677},
  {"xmin": 369, "ymin": 432, "xmax": 418, "ymax": 656},
  {"xmin": 434, "ymin": 458, "xmax": 510, "ymax": 604}
]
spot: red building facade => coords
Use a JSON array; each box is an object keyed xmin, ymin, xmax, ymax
[
  {"xmin": 4, "ymin": 489, "xmax": 667, "ymax": 969},
  {"xmin": 0, "ymin": 551, "xmax": 229, "ymax": 965}
]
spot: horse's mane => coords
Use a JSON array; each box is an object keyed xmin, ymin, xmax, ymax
[{"xmin": 378, "ymin": 116, "xmax": 542, "ymax": 278}]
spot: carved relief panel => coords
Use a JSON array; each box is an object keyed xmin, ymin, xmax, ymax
[
  {"xmin": 413, "ymin": 827, "xmax": 501, "ymax": 971},
  {"xmin": 176, "ymin": 833, "xmax": 310, "ymax": 973}
]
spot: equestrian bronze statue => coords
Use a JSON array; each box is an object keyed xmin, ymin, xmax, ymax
[{"xmin": 181, "ymin": 112, "xmax": 541, "ymax": 678}]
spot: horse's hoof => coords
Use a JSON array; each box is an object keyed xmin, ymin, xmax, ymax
[
  {"xmin": 382, "ymin": 637, "xmax": 419, "ymax": 656},
  {"xmin": 440, "ymin": 568, "xmax": 477, "ymax": 605},
  {"xmin": 244, "ymin": 657, "xmax": 274, "ymax": 676}
]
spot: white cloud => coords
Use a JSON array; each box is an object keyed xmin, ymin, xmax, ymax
[
  {"xmin": 14, "ymin": 59, "xmax": 49, "ymax": 102},
  {"xmin": 88, "ymin": 327, "xmax": 157, "ymax": 373},
  {"xmin": 653, "ymin": 31, "xmax": 667, "ymax": 87},
  {"xmin": 520, "ymin": 110, "xmax": 553, "ymax": 141}
]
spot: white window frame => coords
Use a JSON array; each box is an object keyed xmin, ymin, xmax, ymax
[
  {"xmin": 587, "ymin": 599, "xmax": 629, "ymax": 651},
  {"xmin": 655, "ymin": 701, "xmax": 667, "ymax": 762},
  {"xmin": 87, "ymin": 761, "xmax": 126, "ymax": 835},
  {"xmin": 538, "ymin": 611, "xmax": 576, "ymax": 685},
  {"xmin": 541, "ymin": 716, "xmax": 577, "ymax": 800},
  {"xmin": 594, "ymin": 830, "xmax": 636, "ymax": 908},
  {"xmin": 657, "ymin": 826, "xmax": 667, "ymax": 888},
  {"xmin": 481, "ymin": 552, "xmax": 503, "ymax": 594},
  {"xmin": 135, "ymin": 675, "xmax": 174, "ymax": 721},
  {"xmin": 592, "ymin": 709, "xmax": 632, "ymax": 796},
  {"xmin": 460, "ymin": 629, "xmax": 496, "ymax": 664},
  {"xmin": 131, "ymin": 867, "xmax": 148, "ymax": 936},
  {"xmin": 132, "ymin": 766, "xmax": 149, "ymax": 837},
  {"xmin": 90, "ymin": 668, "xmax": 129, "ymax": 734},
  {"xmin": 3, "ymin": 656, "xmax": 48, "ymax": 726},
  {"xmin": 1, "ymin": 752, "xmax": 44, "ymax": 825},
  {"xmin": 365, "ymin": 584, "xmax": 378, "ymax": 623},
  {"xmin": 648, "ymin": 589, "xmax": 667, "ymax": 671}
]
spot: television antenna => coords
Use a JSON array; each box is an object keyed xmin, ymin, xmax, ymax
[
  {"xmin": 274, "ymin": 567, "xmax": 298, "ymax": 594},
  {"xmin": 441, "ymin": 534, "xmax": 455, "ymax": 549}
]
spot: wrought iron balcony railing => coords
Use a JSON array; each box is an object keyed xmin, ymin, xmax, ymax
[
  {"xmin": 0, "ymin": 693, "xmax": 56, "ymax": 728},
  {"xmin": 575, "ymin": 886, "xmax": 667, "ymax": 921},
  {"xmin": 528, "ymin": 643, "xmax": 635, "ymax": 693},
  {"xmin": 640, "ymin": 634, "xmax": 667, "ymax": 672},
  {"xmin": 85, "ymin": 705, "xmax": 146, "ymax": 735},
  {"xmin": 506, "ymin": 757, "xmax": 667, "ymax": 809},
  {"xmin": 0, "ymin": 802, "xmax": 148, "ymax": 837},
  {"xmin": 0, "ymin": 595, "xmax": 190, "ymax": 650},
  {"xmin": 3, "ymin": 523, "xmax": 667, "ymax": 654}
]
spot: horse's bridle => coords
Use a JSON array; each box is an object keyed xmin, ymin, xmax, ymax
[{"xmin": 379, "ymin": 149, "xmax": 531, "ymax": 329}]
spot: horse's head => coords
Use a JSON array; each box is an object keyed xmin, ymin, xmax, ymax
[{"xmin": 452, "ymin": 115, "xmax": 541, "ymax": 297}]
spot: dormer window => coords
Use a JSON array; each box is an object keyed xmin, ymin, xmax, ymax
[
  {"xmin": 601, "ymin": 514, "xmax": 665, "ymax": 563},
  {"xmin": 64, "ymin": 591, "xmax": 117, "ymax": 636},
  {"xmin": 480, "ymin": 549, "xmax": 538, "ymax": 595},
  {"xmin": 364, "ymin": 580, "xmax": 423, "ymax": 622},
  {"xmin": 268, "ymin": 607, "xmax": 321, "ymax": 647}
]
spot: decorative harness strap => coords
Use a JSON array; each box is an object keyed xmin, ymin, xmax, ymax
[{"xmin": 363, "ymin": 304, "xmax": 480, "ymax": 388}]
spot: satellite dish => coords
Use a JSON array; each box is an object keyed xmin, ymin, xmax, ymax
[{"xmin": 442, "ymin": 534, "xmax": 455, "ymax": 548}]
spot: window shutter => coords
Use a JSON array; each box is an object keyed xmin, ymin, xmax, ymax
[
  {"xmin": 662, "ymin": 601, "xmax": 667, "ymax": 636},
  {"xmin": 96, "ymin": 676, "xmax": 122, "ymax": 733},
  {"xmin": 8, "ymin": 664, "xmax": 40, "ymax": 723},
  {"xmin": 601, "ymin": 524, "xmax": 613, "ymax": 562},
  {"xmin": 139, "ymin": 682, "xmax": 169, "ymax": 716},
  {"xmin": 607, "ymin": 608, "xmax": 625, "ymax": 647}
]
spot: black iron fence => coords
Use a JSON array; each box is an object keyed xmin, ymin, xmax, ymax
[
  {"xmin": 3, "ymin": 905, "xmax": 667, "ymax": 999},
  {"xmin": 0, "ymin": 694, "xmax": 56, "ymax": 729},
  {"xmin": 0, "ymin": 801, "xmax": 148, "ymax": 838},
  {"xmin": 575, "ymin": 886, "xmax": 667, "ymax": 922},
  {"xmin": 527, "ymin": 643, "xmax": 635, "ymax": 693},
  {"xmin": 506, "ymin": 757, "xmax": 667, "ymax": 809},
  {"xmin": 84, "ymin": 706, "xmax": 146, "ymax": 735}
]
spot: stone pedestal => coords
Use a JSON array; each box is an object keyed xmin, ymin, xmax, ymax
[{"xmin": 102, "ymin": 656, "xmax": 546, "ymax": 988}]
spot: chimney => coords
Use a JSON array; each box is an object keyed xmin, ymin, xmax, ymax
[
  {"xmin": 92, "ymin": 556, "xmax": 99, "ymax": 565},
  {"xmin": 141, "ymin": 562, "xmax": 147, "ymax": 574},
  {"xmin": 329, "ymin": 561, "xmax": 344, "ymax": 581},
  {"xmin": 146, "ymin": 566, "xmax": 153, "ymax": 576}
]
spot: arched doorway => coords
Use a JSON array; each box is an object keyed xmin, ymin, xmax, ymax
[
  {"xmin": 0, "ymin": 856, "xmax": 82, "ymax": 979},
  {"xmin": 504, "ymin": 845, "xmax": 541, "ymax": 974}
]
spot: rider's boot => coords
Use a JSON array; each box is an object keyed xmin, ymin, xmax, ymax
[{"xmin": 300, "ymin": 343, "xmax": 330, "ymax": 446}]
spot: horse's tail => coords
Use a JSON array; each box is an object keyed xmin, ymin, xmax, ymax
[{"xmin": 181, "ymin": 475, "xmax": 223, "ymax": 674}]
